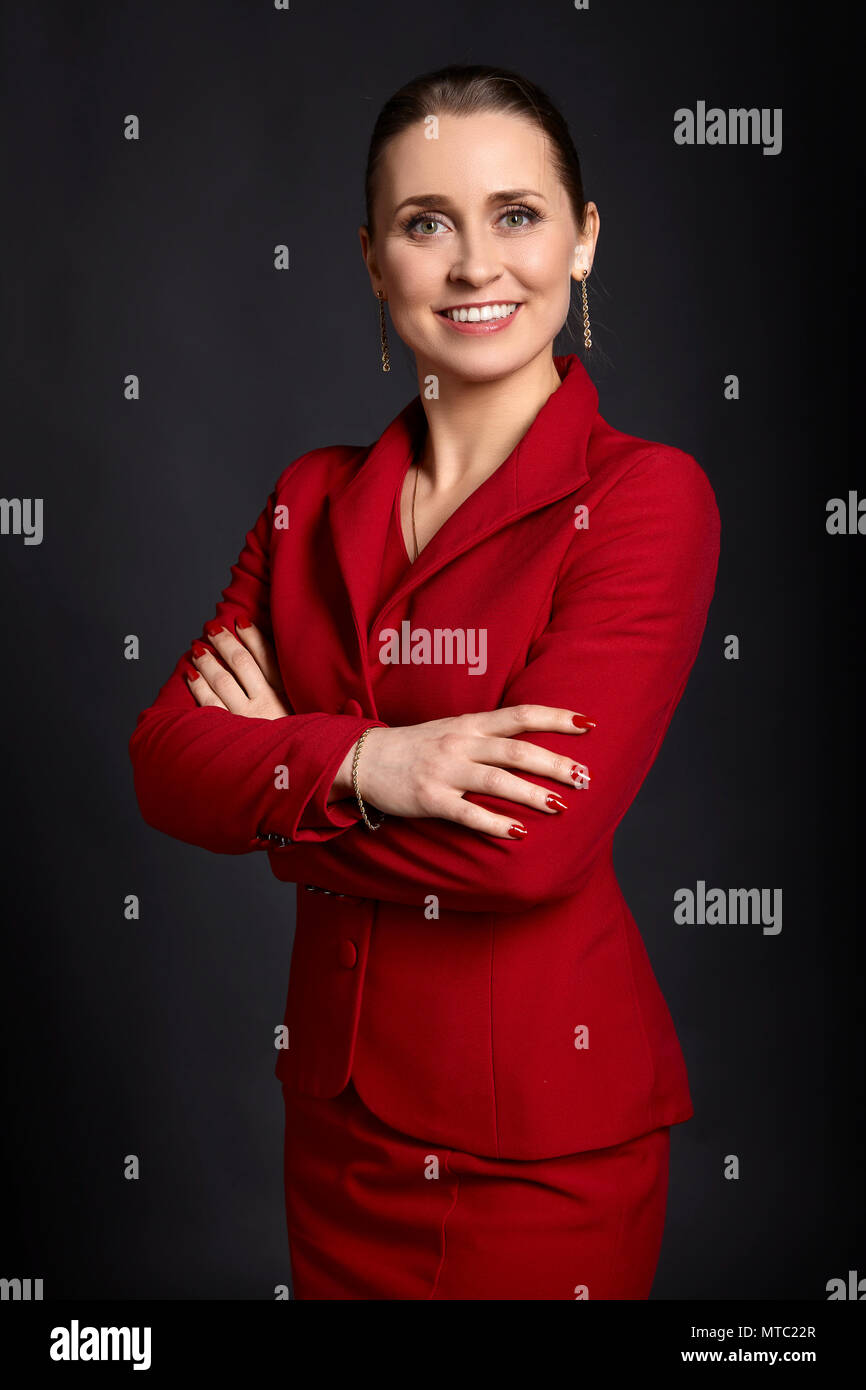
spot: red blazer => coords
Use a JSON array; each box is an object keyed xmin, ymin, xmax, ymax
[{"xmin": 129, "ymin": 353, "xmax": 721, "ymax": 1160}]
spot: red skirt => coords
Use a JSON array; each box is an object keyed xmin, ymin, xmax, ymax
[{"xmin": 281, "ymin": 1078, "xmax": 671, "ymax": 1300}]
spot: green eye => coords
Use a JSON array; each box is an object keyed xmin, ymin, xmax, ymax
[{"xmin": 399, "ymin": 203, "xmax": 543, "ymax": 237}]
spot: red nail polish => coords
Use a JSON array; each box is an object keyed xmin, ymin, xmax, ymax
[
  {"xmin": 572, "ymin": 714, "xmax": 597, "ymax": 728},
  {"xmin": 191, "ymin": 640, "xmax": 209, "ymax": 658},
  {"xmin": 204, "ymin": 620, "xmax": 225, "ymax": 636},
  {"xmin": 507, "ymin": 824, "xmax": 528, "ymax": 838},
  {"xmin": 235, "ymin": 614, "xmax": 252, "ymax": 629},
  {"xmin": 571, "ymin": 765, "xmax": 591, "ymax": 782},
  {"xmin": 187, "ymin": 669, "xmax": 200, "ymax": 681},
  {"xmin": 546, "ymin": 793, "xmax": 569, "ymax": 811}
]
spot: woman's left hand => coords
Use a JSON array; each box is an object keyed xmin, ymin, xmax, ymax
[{"xmin": 185, "ymin": 618, "xmax": 291, "ymax": 720}]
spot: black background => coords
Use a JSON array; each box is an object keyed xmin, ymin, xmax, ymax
[{"xmin": 1, "ymin": 0, "xmax": 862, "ymax": 1300}]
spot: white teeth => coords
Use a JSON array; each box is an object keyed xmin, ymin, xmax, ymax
[{"xmin": 442, "ymin": 302, "xmax": 518, "ymax": 322}]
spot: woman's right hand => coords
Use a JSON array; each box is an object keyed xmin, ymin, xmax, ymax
[{"xmin": 331, "ymin": 706, "xmax": 596, "ymax": 838}]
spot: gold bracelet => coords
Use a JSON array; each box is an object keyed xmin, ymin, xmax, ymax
[{"xmin": 352, "ymin": 728, "xmax": 384, "ymax": 831}]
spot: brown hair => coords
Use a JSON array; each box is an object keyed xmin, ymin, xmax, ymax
[{"xmin": 363, "ymin": 63, "xmax": 592, "ymax": 351}]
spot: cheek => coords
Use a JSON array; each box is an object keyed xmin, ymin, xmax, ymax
[
  {"xmin": 526, "ymin": 271, "xmax": 574, "ymax": 338},
  {"xmin": 385, "ymin": 245, "xmax": 445, "ymax": 305},
  {"xmin": 514, "ymin": 241, "xmax": 573, "ymax": 290}
]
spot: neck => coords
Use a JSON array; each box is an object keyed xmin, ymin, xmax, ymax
[{"xmin": 412, "ymin": 350, "xmax": 564, "ymax": 494}]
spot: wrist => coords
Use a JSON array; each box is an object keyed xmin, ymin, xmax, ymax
[
  {"xmin": 328, "ymin": 726, "xmax": 385, "ymax": 804},
  {"xmin": 351, "ymin": 726, "xmax": 385, "ymax": 828}
]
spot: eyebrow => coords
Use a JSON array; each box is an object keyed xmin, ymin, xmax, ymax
[{"xmin": 392, "ymin": 189, "xmax": 548, "ymax": 215}]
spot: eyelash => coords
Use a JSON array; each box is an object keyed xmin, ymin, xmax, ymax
[{"xmin": 398, "ymin": 203, "xmax": 544, "ymax": 237}]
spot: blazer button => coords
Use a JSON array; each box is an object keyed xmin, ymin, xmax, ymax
[
  {"xmin": 337, "ymin": 939, "xmax": 358, "ymax": 969},
  {"xmin": 255, "ymin": 827, "xmax": 292, "ymax": 847}
]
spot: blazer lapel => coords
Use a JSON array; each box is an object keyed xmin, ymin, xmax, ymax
[{"xmin": 328, "ymin": 353, "xmax": 599, "ymax": 684}]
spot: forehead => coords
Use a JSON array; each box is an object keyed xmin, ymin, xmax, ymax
[{"xmin": 377, "ymin": 111, "xmax": 563, "ymax": 205}]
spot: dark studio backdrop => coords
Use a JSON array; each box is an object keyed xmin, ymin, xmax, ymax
[{"xmin": 1, "ymin": 0, "xmax": 861, "ymax": 1302}]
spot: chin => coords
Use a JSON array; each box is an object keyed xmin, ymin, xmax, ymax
[{"xmin": 436, "ymin": 341, "xmax": 554, "ymax": 384}]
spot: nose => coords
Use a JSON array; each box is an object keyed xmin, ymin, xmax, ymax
[{"xmin": 447, "ymin": 226, "xmax": 504, "ymax": 288}]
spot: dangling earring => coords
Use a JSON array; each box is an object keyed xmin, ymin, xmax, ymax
[
  {"xmin": 376, "ymin": 290, "xmax": 390, "ymax": 373},
  {"xmin": 580, "ymin": 270, "xmax": 592, "ymax": 351}
]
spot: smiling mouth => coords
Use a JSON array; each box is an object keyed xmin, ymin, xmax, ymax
[{"xmin": 435, "ymin": 302, "xmax": 521, "ymax": 323}]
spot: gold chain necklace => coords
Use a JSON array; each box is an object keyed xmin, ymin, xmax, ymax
[{"xmin": 410, "ymin": 456, "xmax": 421, "ymax": 562}]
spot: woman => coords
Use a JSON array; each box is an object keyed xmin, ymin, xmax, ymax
[{"xmin": 129, "ymin": 64, "xmax": 720, "ymax": 1300}]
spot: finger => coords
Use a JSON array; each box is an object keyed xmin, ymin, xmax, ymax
[
  {"xmin": 460, "ymin": 763, "xmax": 573, "ymax": 814},
  {"xmin": 476, "ymin": 703, "xmax": 597, "ymax": 737},
  {"xmin": 201, "ymin": 625, "xmax": 270, "ymax": 701},
  {"xmin": 190, "ymin": 641, "xmax": 253, "ymax": 712},
  {"xmin": 185, "ymin": 666, "xmax": 228, "ymax": 711},
  {"xmin": 465, "ymin": 735, "xmax": 590, "ymax": 789},
  {"xmin": 434, "ymin": 793, "xmax": 530, "ymax": 840},
  {"xmin": 230, "ymin": 617, "xmax": 285, "ymax": 692}
]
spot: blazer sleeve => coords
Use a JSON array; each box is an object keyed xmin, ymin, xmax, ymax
[
  {"xmin": 267, "ymin": 447, "xmax": 721, "ymax": 911},
  {"xmin": 127, "ymin": 467, "xmax": 388, "ymax": 855}
]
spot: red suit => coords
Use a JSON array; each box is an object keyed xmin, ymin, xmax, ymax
[{"xmin": 129, "ymin": 353, "xmax": 721, "ymax": 1297}]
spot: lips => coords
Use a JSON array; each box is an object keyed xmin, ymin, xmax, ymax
[
  {"xmin": 435, "ymin": 302, "xmax": 521, "ymax": 319},
  {"xmin": 434, "ymin": 302, "xmax": 524, "ymax": 335}
]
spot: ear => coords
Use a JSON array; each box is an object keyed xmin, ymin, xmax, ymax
[
  {"xmin": 570, "ymin": 244, "xmax": 588, "ymax": 283},
  {"xmin": 358, "ymin": 225, "xmax": 383, "ymax": 294},
  {"xmin": 571, "ymin": 203, "xmax": 600, "ymax": 280}
]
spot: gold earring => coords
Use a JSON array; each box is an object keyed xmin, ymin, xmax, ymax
[
  {"xmin": 580, "ymin": 270, "xmax": 592, "ymax": 351},
  {"xmin": 376, "ymin": 290, "xmax": 390, "ymax": 372}
]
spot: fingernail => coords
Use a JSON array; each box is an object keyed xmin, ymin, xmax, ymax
[
  {"xmin": 235, "ymin": 614, "xmax": 252, "ymax": 630},
  {"xmin": 507, "ymin": 824, "xmax": 528, "ymax": 838},
  {"xmin": 187, "ymin": 669, "xmax": 200, "ymax": 682},
  {"xmin": 546, "ymin": 793, "xmax": 569, "ymax": 811},
  {"xmin": 571, "ymin": 765, "xmax": 591, "ymax": 782},
  {"xmin": 572, "ymin": 714, "xmax": 597, "ymax": 729},
  {"xmin": 191, "ymin": 640, "xmax": 209, "ymax": 658},
  {"xmin": 204, "ymin": 620, "xmax": 225, "ymax": 637}
]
